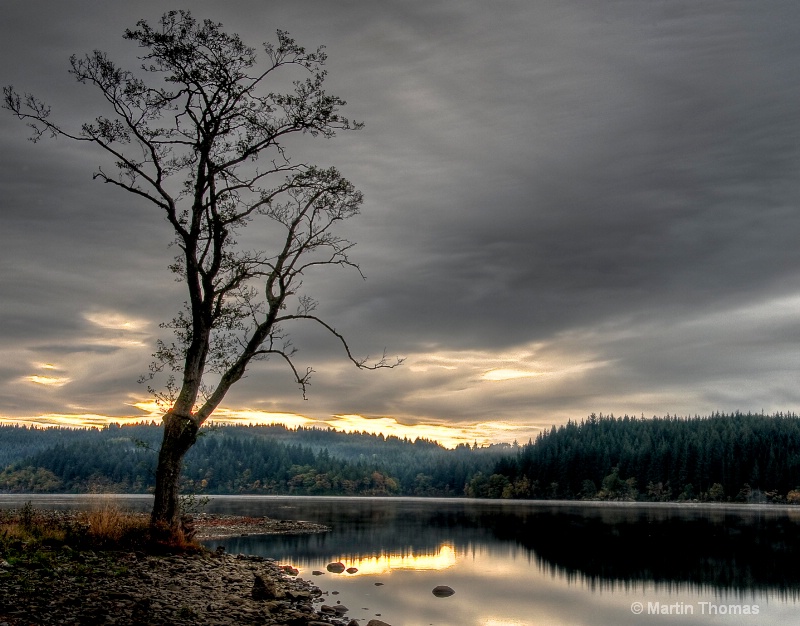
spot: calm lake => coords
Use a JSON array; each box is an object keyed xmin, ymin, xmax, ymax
[{"xmin": 3, "ymin": 495, "xmax": 800, "ymax": 625}]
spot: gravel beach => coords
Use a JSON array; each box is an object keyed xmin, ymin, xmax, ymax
[{"xmin": 0, "ymin": 512, "xmax": 383, "ymax": 626}]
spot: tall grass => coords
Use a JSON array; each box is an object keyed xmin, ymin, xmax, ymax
[
  {"xmin": 0, "ymin": 502, "xmax": 68, "ymax": 545},
  {"xmin": 0, "ymin": 500, "xmax": 199, "ymax": 553},
  {"xmin": 78, "ymin": 499, "xmax": 150, "ymax": 548}
]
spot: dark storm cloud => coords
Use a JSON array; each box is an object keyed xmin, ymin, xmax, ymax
[
  {"xmin": 2, "ymin": 0, "xmax": 800, "ymax": 437},
  {"xmin": 338, "ymin": 0, "xmax": 800, "ymax": 348}
]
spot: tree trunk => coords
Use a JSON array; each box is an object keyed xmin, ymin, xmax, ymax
[{"xmin": 150, "ymin": 411, "xmax": 199, "ymax": 534}]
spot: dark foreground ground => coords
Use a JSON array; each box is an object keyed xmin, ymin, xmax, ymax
[{"xmin": 0, "ymin": 513, "xmax": 392, "ymax": 626}]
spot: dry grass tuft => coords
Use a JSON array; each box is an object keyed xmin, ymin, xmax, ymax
[
  {"xmin": 1, "ymin": 518, "xmax": 67, "ymax": 544},
  {"xmin": 77, "ymin": 500, "xmax": 150, "ymax": 547},
  {"xmin": 1, "ymin": 500, "xmax": 203, "ymax": 554}
]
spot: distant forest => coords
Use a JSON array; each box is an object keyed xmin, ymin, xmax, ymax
[{"xmin": 2, "ymin": 412, "xmax": 800, "ymax": 503}]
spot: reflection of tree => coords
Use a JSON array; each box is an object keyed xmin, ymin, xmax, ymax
[
  {"xmin": 209, "ymin": 500, "xmax": 800, "ymax": 596},
  {"xmin": 485, "ymin": 506, "xmax": 800, "ymax": 596}
]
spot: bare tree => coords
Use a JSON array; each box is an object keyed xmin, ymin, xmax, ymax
[{"xmin": 4, "ymin": 11, "xmax": 400, "ymax": 535}]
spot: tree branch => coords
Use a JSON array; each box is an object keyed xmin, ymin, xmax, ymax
[{"xmin": 275, "ymin": 313, "xmax": 404, "ymax": 370}]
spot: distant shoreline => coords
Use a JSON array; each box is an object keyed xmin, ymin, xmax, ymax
[{"xmin": 1, "ymin": 492, "xmax": 799, "ymax": 513}]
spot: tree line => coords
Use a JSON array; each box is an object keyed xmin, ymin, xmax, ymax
[
  {"xmin": 0, "ymin": 422, "xmax": 506, "ymax": 496},
  {"xmin": 3, "ymin": 412, "xmax": 800, "ymax": 502},
  {"xmin": 472, "ymin": 411, "xmax": 800, "ymax": 503}
]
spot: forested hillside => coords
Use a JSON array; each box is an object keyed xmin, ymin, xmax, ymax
[
  {"xmin": 3, "ymin": 412, "xmax": 800, "ymax": 502},
  {"xmin": 0, "ymin": 423, "xmax": 507, "ymax": 496},
  {"xmin": 475, "ymin": 412, "xmax": 800, "ymax": 503}
]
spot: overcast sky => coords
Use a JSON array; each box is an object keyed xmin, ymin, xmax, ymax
[{"xmin": 2, "ymin": 1, "xmax": 800, "ymax": 445}]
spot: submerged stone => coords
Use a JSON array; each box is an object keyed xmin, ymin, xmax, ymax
[{"xmin": 432, "ymin": 585, "xmax": 455, "ymax": 597}]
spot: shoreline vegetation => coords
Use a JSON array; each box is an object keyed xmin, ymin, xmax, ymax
[
  {"xmin": 0, "ymin": 502, "xmax": 382, "ymax": 626},
  {"xmin": 3, "ymin": 412, "xmax": 800, "ymax": 503}
]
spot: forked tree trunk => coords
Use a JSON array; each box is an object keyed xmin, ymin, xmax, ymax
[{"xmin": 150, "ymin": 411, "xmax": 199, "ymax": 534}]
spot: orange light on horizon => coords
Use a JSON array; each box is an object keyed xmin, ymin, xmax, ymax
[
  {"xmin": 207, "ymin": 408, "xmax": 317, "ymax": 430},
  {"xmin": 0, "ymin": 413, "xmax": 134, "ymax": 428},
  {"xmin": 0, "ymin": 401, "xmax": 541, "ymax": 446},
  {"xmin": 323, "ymin": 413, "xmax": 506, "ymax": 447},
  {"xmin": 322, "ymin": 544, "xmax": 457, "ymax": 576}
]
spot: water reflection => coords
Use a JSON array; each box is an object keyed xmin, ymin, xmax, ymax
[
  {"xmin": 5, "ymin": 496, "xmax": 800, "ymax": 624},
  {"xmin": 211, "ymin": 498, "xmax": 800, "ymax": 596},
  {"xmin": 332, "ymin": 544, "xmax": 458, "ymax": 575},
  {"xmin": 468, "ymin": 504, "xmax": 800, "ymax": 597}
]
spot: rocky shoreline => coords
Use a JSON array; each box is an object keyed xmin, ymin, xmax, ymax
[
  {"xmin": 192, "ymin": 513, "xmax": 331, "ymax": 540},
  {"xmin": 0, "ymin": 512, "xmax": 392, "ymax": 626}
]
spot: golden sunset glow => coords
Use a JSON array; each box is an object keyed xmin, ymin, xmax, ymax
[
  {"xmin": 324, "ymin": 414, "xmax": 487, "ymax": 447},
  {"xmin": 1, "ymin": 400, "xmax": 537, "ymax": 447},
  {"xmin": 1, "ymin": 325, "xmax": 604, "ymax": 445},
  {"xmin": 400, "ymin": 343, "xmax": 606, "ymax": 390},
  {"xmin": 128, "ymin": 401, "xmax": 318, "ymax": 429},
  {"xmin": 132, "ymin": 403, "xmax": 503, "ymax": 446},
  {"xmin": 482, "ymin": 369, "xmax": 541, "ymax": 381},
  {"xmin": 208, "ymin": 408, "xmax": 317, "ymax": 429},
  {"xmin": 90, "ymin": 337, "xmax": 147, "ymax": 348},
  {"xmin": 322, "ymin": 415, "xmax": 534, "ymax": 447},
  {"xmin": 25, "ymin": 375, "xmax": 71, "ymax": 386},
  {"xmin": 324, "ymin": 544, "xmax": 457, "ymax": 576},
  {"xmin": 0, "ymin": 413, "xmax": 130, "ymax": 428},
  {"xmin": 84, "ymin": 311, "xmax": 148, "ymax": 331}
]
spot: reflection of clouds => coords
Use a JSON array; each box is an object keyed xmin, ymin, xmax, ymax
[
  {"xmin": 218, "ymin": 498, "xmax": 798, "ymax": 626},
  {"xmin": 329, "ymin": 544, "xmax": 457, "ymax": 576}
]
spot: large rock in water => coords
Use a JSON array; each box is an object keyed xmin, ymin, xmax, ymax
[
  {"xmin": 366, "ymin": 620, "xmax": 393, "ymax": 626},
  {"xmin": 432, "ymin": 585, "xmax": 455, "ymax": 597},
  {"xmin": 326, "ymin": 561, "xmax": 346, "ymax": 573}
]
